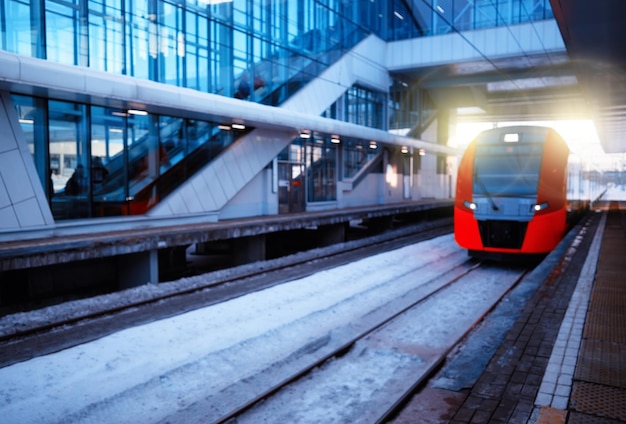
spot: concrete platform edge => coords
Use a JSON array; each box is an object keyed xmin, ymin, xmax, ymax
[{"xmin": 530, "ymin": 210, "xmax": 607, "ymax": 423}]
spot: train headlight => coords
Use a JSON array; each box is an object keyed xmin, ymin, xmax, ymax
[
  {"xmin": 531, "ymin": 202, "xmax": 549, "ymax": 212},
  {"xmin": 463, "ymin": 200, "xmax": 477, "ymax": 210}
]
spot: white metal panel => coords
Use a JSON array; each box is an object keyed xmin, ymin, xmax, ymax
[
  {"xmin": 229, "ymin": 141, "xmax": 257, "ymax": 182},
  {"xmin": 386, "ymin": 20, "xmax": 565, "ymax": 71},
  {"xmin": 84, "ymin": 72, "xmax": 139, "ymax": 102},
  {"xmin": 168, "ymin": 191, "xmax": 191, "ymax": 215},
  {"xmin": 219, "ymin": 150, "xmax": 246, "ymax": 193},
  {"xmin": 0, "ymin": 205, "xmax": 19, "ymax": 229},
  {"xmin": 178, "ymin": 183, "xmax": 203, "ymax": 214},
  {"xmin": 0, "ymin": 172, "xmax": 10, "ymax": 209},
  {"xmin": 201, "ymin": 167, "xmax": 228, "ymax": 207},
  {"xmin": 13, "ymin": 197, "xmax": 45, "ymax": 227},
  {"xmin": 19, "ymin": 56, "xmax": 86, "ymax": 92},
  {"xmin": 190, "ymin": 177, "xmax": 217, "ymax": 211},
  {"xmin": 0, "ymin": 147, "xmax": 34, "ymax": 205}
]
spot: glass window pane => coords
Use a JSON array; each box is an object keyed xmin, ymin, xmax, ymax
[
  {"xmin": 3, "ymin": 0, "xmax": 38, "ymax": 56},
  {"xmin": 126, "ymin": 1, "xmax": 151, "ymax": 79},
  {"xmin": 45, "ymin": 1, "xmax": 79, "ymax": 64},
  {"xmin": 89, "ymin": 0, "xmax": 125, "ymax": 73},
  {"xmin": 474, "ymin": 144, "xmax": 543, "ymax": 196},
  {"xmin": 307, "ymin": 137, "xmax": 337, "ymax": 202},
  {"xmin": 90, "ymin": 106, "xmax": 126, "ymax": 207},
  {"xmin": 49, "ymin": 100, "xmax": 90, "ymax": 219}
]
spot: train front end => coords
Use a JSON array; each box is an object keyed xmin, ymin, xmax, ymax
[{"xmin": 454, "ymin": 126, "xmax": 569, "ymax": 257}]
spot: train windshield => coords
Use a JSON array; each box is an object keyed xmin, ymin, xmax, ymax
[{"xmin": 473, "ymin": 144, "xmax": 543, "ymax": 197}]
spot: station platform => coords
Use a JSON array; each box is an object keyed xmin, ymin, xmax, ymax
[
  {"xmin": 393, "ymin": 199, "xmax": 625, "ymax": 423},
  {"xmin": 532, "ymin": 200, "xmax": 626, "ymax": 423},
  {"xmin": 470, "ymin": 200, "xmax": 625, "ymax": 423}
]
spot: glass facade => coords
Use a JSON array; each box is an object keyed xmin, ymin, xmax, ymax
[
  {"xmin": 1, "ymin": 0, "xmax": 373, "ymax": 105},
  {"xmin": 13, "ymin": 94, "xmax": 246, "ymax": 219},
  {"xmin": 1, "ymin": 0, "xmax": 554, "ymax": 219},
  {"xmin": 0, "ymin": 1, "xmax": 553, "ymax": 99}
]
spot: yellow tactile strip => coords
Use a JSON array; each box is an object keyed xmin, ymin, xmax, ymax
[
  {"xmin": 570, "ymin": 381, "xmax": 626, "ymax": 421},
  {"xmin": 568, "ymin": 410, "xmax": 625, "ymax": 423},
  {"xmin": 575, "ymin": 339, "xmax": 626, "ymax": 388},
  {"xmin": 583, "ymin": 285, "xmax": 626, "ymax": 344}
]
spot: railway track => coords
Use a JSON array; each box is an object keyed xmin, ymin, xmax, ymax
[
  {"xmin": 0, "ymin": 229, "xmax": 535, "ymax": 424},
  {"xmin": 0, "ymin": 217, "xmax": 452, "ymax": 368},
  {"xmin": 208, "ymin": 260, "xmax": 528, "ymax": 424}
]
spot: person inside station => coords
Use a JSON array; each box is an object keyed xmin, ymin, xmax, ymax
[
  {"xmin": 235, "ymin": 73, "xmax": 250, "ymax": 100},
  {"xmin": 64, "ymin": 164, "xmax": 88, "ymax": 196}
]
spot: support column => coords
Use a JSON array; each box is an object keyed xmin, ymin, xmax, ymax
[
  {"xmin": 231, "ymin": 235, "xmax": 266, "ymax": 265},
  {"xmin": 118, "ymin": 250, "xmax": 159, "ymax": 289},
  {"xmin": 317, "ymin": 223, "xmax": 347, "ymax": 247}
]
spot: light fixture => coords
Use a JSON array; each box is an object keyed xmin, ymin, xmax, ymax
[
  {"xmin": 418, "ymin": 148, "xmax": 426, "ymax": 156},
  {"xmin": 369, "ymin": 141, "xmax": 377, "ymax": 149},
  {"xmin": 504, "ymin": 133, "xmax": 519, "ymax": 143},
  {"xmin": 218, "ymin": 124, "xmax": 231, "ymax": 130},
  {"xmin": 231, "ymin": 123, "xmax": 246, "ymax": 130},
  {"xmin": 128, "ymin": 109, "xmax": 148, "ymax": 116},
  {"xmin": 464, "ymin": 200, "xmax": 477, "ymax": 210},
  {"xmin": 18, "ymin": 119, "xmax": 34, "ymax": 125},
  {"xmin": 401, "ymin": 146, "xmax": 409, "ymax": 154},
  {"xmin": 331, "ymin": 135, "xmax": 341, "ymax": 144},
  {"xmin": 300, "ymin": 130, "xmax": 311, "ymax": 139}
]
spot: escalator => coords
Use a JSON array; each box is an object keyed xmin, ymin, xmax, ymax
[{"xmin": 52, "ymin": 28, "xmax": 372, "ymax": 219}]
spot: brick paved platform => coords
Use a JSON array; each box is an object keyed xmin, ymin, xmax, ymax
[{"xmin": 390, "ymin": 200, "xmax": 625, "ymax": 423}]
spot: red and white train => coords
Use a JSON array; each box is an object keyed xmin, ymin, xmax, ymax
[{"xmin": 454, "ymin": 125, "xmax": 593, "ymax": 258}]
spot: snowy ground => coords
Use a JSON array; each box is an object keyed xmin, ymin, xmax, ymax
[
  {"xmin": 1, "ymin": 188, "xmax": 621, "ymax": 424},
  {"xmin": 1, "ymin": 235, "xmax": 471, "ymax": 424},
  {"xmin": 233, "ymin": 264, "xmax": 525, "ymax": 423},
  {"xmin": 601, "ymin": 185, "xmax": 626, "ymax": 202}
]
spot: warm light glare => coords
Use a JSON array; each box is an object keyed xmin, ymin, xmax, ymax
[
  {"xmin": 504, "ymin": 133, "xmax": 519, "ymax": 143},
  {"xmin": 128, "ymin": 109, "xmax": 148, "ymax": 116}
]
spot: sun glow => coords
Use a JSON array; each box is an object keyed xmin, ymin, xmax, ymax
[{"xmin": 455, "ymin": 120, "xmax": 615, "ymax": 169}]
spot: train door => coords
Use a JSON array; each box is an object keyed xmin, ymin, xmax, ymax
[{"xmin": 278, "ymin": 161, "xmax": 305, "ymax": 213}]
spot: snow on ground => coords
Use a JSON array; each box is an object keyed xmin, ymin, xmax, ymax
[
  {"xmin": 234, "ymin": 265, "xmax": 525, "ymax": 423},
  {"xmin": 602, "ymin": 185, "xmax": 626, "ymax": 202},
  {"xmin": 0, "ymin": 235, "xmax": 468, "ymax": 424}
]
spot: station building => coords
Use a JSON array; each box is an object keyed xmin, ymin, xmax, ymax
[
  {"xmin": 0, "ymin": 1, "xmax": 564, "ymax": 301},
  {"xmin": 0, "ymin": 0, "xmax": 561, "ymax": 226}
]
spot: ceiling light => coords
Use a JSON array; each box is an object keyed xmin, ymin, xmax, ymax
[
  {"xmin": 128, "ymin": 109, "xmax": 148, "ymax": 115},
  {"xmin": 231, "ymin": 123, "xmax": 246, "ymax": 130}
]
